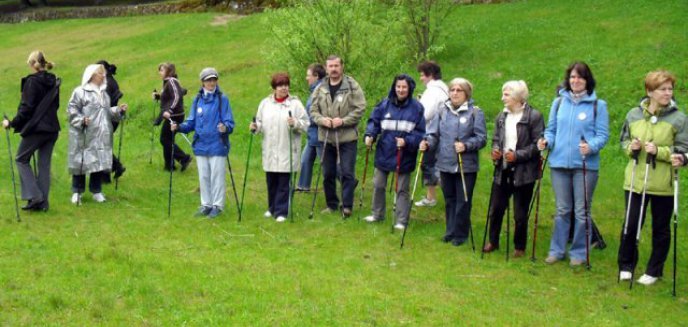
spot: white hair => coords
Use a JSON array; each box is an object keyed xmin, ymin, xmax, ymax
[{"xmin": 502, "ymin": 80, "xmax": 529, "ymax": 103}]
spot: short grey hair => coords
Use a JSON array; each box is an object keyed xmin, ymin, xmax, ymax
[
  {"xmin": 448, "ymin": 77, "xmax": 474, "ymax": 100},
  {"xmin": 502, "ymin": 80, "xmax": 529, "ymax": 103}
]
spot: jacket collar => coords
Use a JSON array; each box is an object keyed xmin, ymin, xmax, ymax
[{"xmin": 559, "ymin": 88, "xmax": 597, "ymax": 103}]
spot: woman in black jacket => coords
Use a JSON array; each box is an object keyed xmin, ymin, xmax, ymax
[
  {"xmin": 96, "ymin": 60, "xmax": 126, "ymax": 182},
  {"xmin": 153, "ymin": 62, "xmax": 191, "ymax": 171},
  {"xmin": 1, "ymin": 50, "xmax": 60, "ymax": 211},
  {"xmin": 483, "ymin": 80, "xmax": 544, "ymax": 257}
]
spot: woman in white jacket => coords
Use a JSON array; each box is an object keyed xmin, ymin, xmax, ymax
[{"xmin": 250, "ymin": 73, "xmax": 309, "ymax": 222}]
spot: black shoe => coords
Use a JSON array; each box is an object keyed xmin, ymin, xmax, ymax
[
  {"xmin": 22, "ymin": 199, "xmax": 46, "ymax": 211},
  {"xmin": 114, "ymin": 165, "xmax": 126, "ymax": 179},
  {"xmin": 451, "ymin": 239, "xmax": 466, "ymax": 247},
  {"xmin": 442, "ymin": 235, "xmax": 452, "ymax": 243},
  {"xmin": 180, "ymin": 156, "xmax": 192, "ymax": 172},
  {"xmin": 164, "ymin": 165, "xmax": 177, "ymax": 172}
]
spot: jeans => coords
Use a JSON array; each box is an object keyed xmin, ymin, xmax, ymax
[
  {"xmin": 440, "ymin": 171, "xmax": 477, "ymax": 242},
  {"xmin": 297, "ymin": 142, "xmax": 322, "ymax": 190},
  {"xmin": 197, "ymin": 156, "xmax": 226, "ymax": 209},
  {"xmin": 548, "ymin": 168, "xmax": 598, "ymax": 261},
  {"xmin": 266, "ymin": 172, "xmax": 291, "ymax": 218},
  {"xmin": 322, "ymin": 140, "xmax": 357, "ymax": 210}
]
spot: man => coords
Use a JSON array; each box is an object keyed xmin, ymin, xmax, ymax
[
  {"xmin": 310, "ymin": 55, "xmax": 366, "ymax": 217},
  {"xmin": 296, "ymin": 63, "xmax": 326, "ymax": 192},
  {"xmin": 415, "ymin": 61, "xmax": 448, "ymax": 207}
]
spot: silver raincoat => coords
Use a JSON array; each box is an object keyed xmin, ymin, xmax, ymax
[{"xmin": 67, "ymin": 64, "xmax": 123, "ymax": 175}]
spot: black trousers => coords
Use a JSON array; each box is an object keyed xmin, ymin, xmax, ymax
[
  {"xmin": 487, "ymin": 169, "xmax": 535, "ymax": 251},
  {"xmin": 617, "ymin": 191, "xmax": 672, "ymax": 277},
  {"xmin": 15, "ymin": 132, "xmax": 58, "ymax": 206},
  {"xmin": 72, "ymin": 171, "xmax": 107, "ymax": 194},
  {"xmin": 160, "ymin": 118, "xmax": 189, "ymax": 169},
  {"xmin": 266, "ymin": 172, "xmax": 291, "ymax": 218},
  {"xmin": 440, "ymin": 171, "xmax": 477, "ymax": 242}
]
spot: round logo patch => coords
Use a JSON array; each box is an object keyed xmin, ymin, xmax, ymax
[
  {"xmin": 650, "ymin": 116, "xmax": 658, "ymax": 124},
  {"xmin": 578, "ymin": 112, "xmax": 587, "ymax": 121},
  {"xmin": 337, "ymin": 95, "xmax": 343, "ymax": 102},
  {"xmin": 459, "ymin": 117, "xmax": 467, "ymax": 124},
  {"xmin": 197, "ymin": 107, "xmax": 203, "ymax": 114}
]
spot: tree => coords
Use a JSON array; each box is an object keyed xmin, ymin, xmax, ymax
[{"xmin": 398, "ymin": 0, "xmax": 456, "ymax": 61}]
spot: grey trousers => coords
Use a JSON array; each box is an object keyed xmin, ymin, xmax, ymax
[
  {"xmin": 196, "ymin": 155, "xmax": 226, "ymax": 209},
  {"xmin": 371, "ymin": 168, "xmax": 410, "ymax": 225},
  {"xmin": 15, "ymin": 133, "xmax": 58, "ymax": 205}
]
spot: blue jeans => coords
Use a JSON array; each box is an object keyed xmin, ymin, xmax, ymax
[
  {"xmin": 548, "ymin": 168, "xmax": 598, "ymax": 261},
  {"xmin": 297, "ymin": 142, "xmax": 322, "ymax": 190},
  {"xmin": 322, "ymin": 140, "xmax": 357, "ymax": 210}
]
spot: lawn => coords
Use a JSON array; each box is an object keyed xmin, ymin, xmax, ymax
[{"xmin": 0, "ymin": 0, "xmax": 687, "ymax": 325}]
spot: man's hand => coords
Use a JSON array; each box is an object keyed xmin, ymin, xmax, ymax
[{"xmin": 332, "ymin": 117, "xmax": 343, "ymax": 128}]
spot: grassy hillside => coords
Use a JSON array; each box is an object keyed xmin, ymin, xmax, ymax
[{"xmin": 0, "ymin": 0, "xmax": 687, "ymax": 325}]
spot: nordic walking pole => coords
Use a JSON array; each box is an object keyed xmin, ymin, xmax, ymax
[
  {"xmin": 618, "ymin": 142, "xmax": 640, "ymax": 281},
  {"xmin": 530, "ymin": 150, "xmax": 549, "ymax": 261},
  {"xmin": 3, "ymin": 114, "xmax": 20, "ymax": 222},
  {"xmin": 115, "ymin": 112, "xmax": 125, "ymax": 190},
  {"xmin": 226, "ymin": 154, "xmax": 241, "ymax": 221},
  {"xmin": 150, "ymin": 89, "xmax": 158, "ymax": 165},
  {"xmin": 334, "ymin": 129, "xmax": 343, "ymax": 218},
  {"xmin": 581, "ymin": 136, "xmax": 591, "ymax": 270},
  {"xmin": 31, "ymin": 154, "xmax": 37, "ymax": 177},
  {"xmin": 481, "ymin": 160, "xmax": 499, "ymax": 259},
  {"xmin": 672, "ymin": 163, "xmax": 679, "ymax": 297},
  {"xmin": 400, "ymin": 149, "xmax": 424, "ymax": 249},
  {"xmin": 391, "ymin": 145, "xmax": 402, "ymax": 234},
  {"xmin": 506, "ymin": 174, "xmax": 511, "ymax": 262},
  {"xmin": 456, "ymin": 137, "xmax": 474, "ymax": 251},
  {"xmin": 357, "ymin": 144, "xmax": 372, "ymax": 221},
  {"xmin": 309, "ymin": 128, "xmax": 329, "ymax": 219},
  {"xmin": 78, "ymin": 118, "xmax": 88, "ymax": 207},
  {"xmin": 239, "ymin": 117, "xmax": 257, "ymax": 222},
  {"xmin": 167, "ymin": 119, "xmax": 175, "ymax": 218},
  {"xmin": 288, "ymin": 111, "xmax": 294, "ymax": 222},
  {"xmin": 631, "ymin": 148, "xmax": 654, "ymax": 289}
]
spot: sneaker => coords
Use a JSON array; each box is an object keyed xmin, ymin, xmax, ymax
[
  {"xmin": 71, "ymin": 193, "xmax": 82, "ymax": 205},
  {"xmin": 545, "ymin": 256, "xmax": 561, "ymax": 264},
  {"xmin": 208, "ymin": 206, "xmax": 222, "ymax": 219},
  {"xmin": 320, "ymin": 207, "xmax": 336, "ymax": 214},
  {"xmin": 263, "ymin": 211, "xmax": 272, "ymax": 218},
  {"xmin": 393, "ymin": 223, "xmax": 406, "ymax": 230},
  {"xmin": 364, "ymin": 215, "xmax": 381, "ymax": 223},
  {"xmin": 619, "ymin": 271, "xmax": 632, "ymax": 281},
  {"xmin": 92, "ymin": 193, "xmax": 106, "ymax": 203},
  {"xmin": 275, "ymin": 216, "xmax": 287, "ymax": 223},
  {"xmin": 569, "ymin": 259, "xmax": 585, "ymax": 266},
  {"xmin": 180, "ymin": 156, "xmax": 192, "ymax": 172},
  {"xmin": 195, "ymin": 206, "xmax": 212, "ymax": 217},
  {"xmin": 415, "ymin": 197, "xmax": 437, "ymax": 207},
  {"xmin": 637, "ymin": 274, "xmax": 658, "ymax": 285}
]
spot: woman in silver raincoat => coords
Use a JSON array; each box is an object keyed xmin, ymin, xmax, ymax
[{"xmin": 67, "ymin": 64, "xmax": 127, "ymax": 204}]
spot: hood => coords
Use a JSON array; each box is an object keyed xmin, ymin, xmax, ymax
[
  {"xmin": 26, "ymin": 70, "xmax": 57, "ymax": 89},
  {"xmin": 387, "ymin": 74, "xmax": 416, "ymax": 104},
  {"xmin": 81, "ymin": 64, "xmax": 108, "ymax": 89}
]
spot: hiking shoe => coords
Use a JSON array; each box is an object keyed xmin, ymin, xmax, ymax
[
  {"xmin": 364, "ymin": 215, "xmax": 382, "ymax": 223},
  {"xmin": 513, "ymin": 250, "xmax": 526, "ymax": 258},
  {"xmin": 92, "ymin": 193, "xmax": 106, "ymax": 203},
  {"xmin": 320, "ymin": 207, "xmax": 336, "ymax": 214},
  {"xmin": 415, "ymin": 197, "xmax": 437, "ymax": 207},
  {"xmin": 195, "ymin": 206, "xmax": 212, "ymax": 217},
  {"xmin": 342, "ymin": 208, "xmax": 352, "ymax": 218},
  {"xmin": 619, "ymin": 271, "xmax": 632, "ymax": 281},
  {"xmin": 393, "ymin": 223, "xmax": 406, "ymax": 230},
  {"xmin": 71, "ymin": 193, "xmax": 82, "ymax": 205},
  {"xmin": 264, "ymin": 211, "xmax": 272, "ymax": 218},
  {"xmin": 180, "ymin": 156, "xmax": 192, "ymax": 172},
  {"xmin": 570, "ymin": 259, "xmax": 585, "ymax": 266},
  {"xmin": 208, "ymin": 206, "xmax": 222, "ymax": 219},
  {"xmin": 275, "ymin": 216, "xmax": 286, "ymax": 223},
  {"xmin": 482, "ymin": 242, "xmax": 498, "ymax": 253},
  {"xmin": 451, "ymin": 239, "xmax": 466, "ymax": 247},
  {"xmin": 637, "ymin": 274, "xmax": 658, "ymax": 285},
  {"xmin": 545, "ymin": 256, "xmax": 561, "ymax": 264}
]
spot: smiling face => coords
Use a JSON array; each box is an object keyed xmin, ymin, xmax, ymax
[
  {"xmin": 275, "ymin": 84, "xmax": 290, "ymax": 99},
  {"xmin": 569, "ymin": 69, "xmax": 587, "ymax": 93},
  {"xmin": 395, "ymin": 79, "xmax": 409, "ymax": 101},
  {"xmin": 648, "ymin": 81, "xmax": 674, "ymax": 108},
  {"xmin": 202, "ymin": 78, "xmax": 218, "ymax": 92},
  {"xmin": 449, "ymin": 85, "xmax": 467, "ymax": 106},
  {"xmin": 90, "ymin": 70, "xmax": 105, "ymax": 86}
]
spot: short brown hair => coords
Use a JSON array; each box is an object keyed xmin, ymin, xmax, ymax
[
  {"xmin": 417, "ymin": 61, "xmax": 442, "ymax": 80},
  {"xmin": 308, "ymin": 63, "xmax": 326, "ymax": 79},
  {"xmin": 158, "ymin": 62, "xmax": 177, "ymax": 78},
  {"xmin": 326, "ymin": 55, "xmax": 343, "ymax": 65},
  {"xmin": 270, "ymin": 72, "xmax": 290, "ymax": 89},
  {"xmin": 645, "ymin": 70, "xmax": 676, "ymax": 92}
]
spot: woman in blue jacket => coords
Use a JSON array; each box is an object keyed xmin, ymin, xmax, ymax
[
  {"xmin": 172, "ymin": 68, "xmax": 235, "ymax": 219},
  {"xmin": 363, "ymin": 74, "xmax": 425, "ymax": 230},
  {"xmin": 537, "ymin": 62, "xmax": 609, "ymax": 266},
  {"xmin": 420, "ymin": 77, "xmax": 487, "ymax": 246}
]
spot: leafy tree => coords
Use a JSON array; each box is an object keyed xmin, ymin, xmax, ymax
[{"xmin": 397, "ymin": 0, "xmax": 456, "ymax": 61}]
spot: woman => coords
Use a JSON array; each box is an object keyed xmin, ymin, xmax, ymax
[
  {"xmin": 363, "ymin": 74, "xmax": 426, "ymax": 230},
  {"xmin": 249, "ymin": 73, "xmax": 309, "ymax": 222},
  {"xmin": 171, "ymin": 67, "xmax": 234, "ymax": 219},
  {"xmin": 483, "ymin": 80, "xmax": 544, "ymax": 257},
  {"xmin": 618, "ymin": 70, "xmax": 688, "ymax": 285},
  {"xmin": 296, "ymin": 63, "xmax": 326, "ymax": 192},
  {"xmin": 1, "ymin": 51, "xmax": 60, "ymax": 211},
  {"xmin": 96, "ymin": 60, "xmax": 126, "ymax": 182},
  {"xmin": 154, "ymin": 63, "xmax": 192, "ymax": 172},
  {"xmin": 67, "ymin": 64, "xmax": 128, "ymax": 204},
  {"xmin": 537, "ymin": 61, "xmax": 609, "ymax": 266},
  {"xmin": 420, "ymin": 77, "xmax": 487, "ymax": 246}
]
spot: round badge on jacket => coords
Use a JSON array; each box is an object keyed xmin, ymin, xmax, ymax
[
  {"xmin": 459, "ymin": 117, "xmax": 467, "ymax": 124},
  {"xmin": 578, "ymin": 112, "xmax": 587, "ymax": 121},
  {"xmin": 197, "ymin": 107, "xmax": 203, "ymax": 114},
  {"xmin": 337, "ymin": 95, "xmax": 343, "ymax": 102},
  {"xmin": 650, "ymin": 116, "xmax": 658, "ymax": 124}
]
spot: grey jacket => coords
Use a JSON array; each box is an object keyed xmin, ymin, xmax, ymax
[
  {"xmin": 309, "ymin": 75, "xmax": 367, "ymax": 144},
  {"xmin": 426, "ymin": 100, "xmax": 487, "ymax": 173},
  {"xmin": 491, "ymin": 103, "xmax": 545, "ymax": 187},
  {"xmin": 67, "ymin": 83, "xmax": 123, "ymax": 175}
]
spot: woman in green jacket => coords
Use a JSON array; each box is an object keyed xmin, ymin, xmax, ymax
[{"xmin": 618, "ymin": 70, "xmax": 688, "ymax": 285}]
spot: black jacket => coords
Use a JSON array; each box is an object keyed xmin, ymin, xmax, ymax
[
  {"xmin": 11, "ymin": 71, "xmax": 60, "ymax": 135},
  {"xmin": 491, "ymin": 103, "xmax": 544, "ymax": 187}
]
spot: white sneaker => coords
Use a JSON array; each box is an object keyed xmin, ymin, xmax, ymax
[
  {"xmin": 71, "ymin": 193, "xmax": 82, "ymax": 205},
  {"xmin": 363, "ymin": 215, "xmax": 379, "ymax": 223},
  {"xmin": 92, "ymin": 193, "xmax": 106, "ymax": 203},
  {"xmin": 619, "ymin": 271, "xmax": 632, "ymax": 281},
  {"xmin": 637, "ymin": 274, "xmax": 658, "ymax": 285},
  {"xmin": 394, "ymin": 223, "xmax": 406, "ymax": 230},
  {"xmin": 275, "ymin": 216, "xmax": 286, "ymax": 223},
  {"xmin": 415, "ymin": 198, "xmax": 437, "ymax": 207},
  {"xmin": 263, "ymin": 211, "xmax": 272, "ymax": 218}
]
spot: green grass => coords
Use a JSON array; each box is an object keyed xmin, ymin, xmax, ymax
[{"xmin": 0, "ymin": 0, "xmax": 687, "ymax": 325}]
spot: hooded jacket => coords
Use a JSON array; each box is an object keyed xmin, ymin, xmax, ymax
[
  {"xmin": 543, "ymin": 89, "xmax": 609, "ymax": 170},
  {"xmin": 67, "ymin": 64, "xmax": 123, "ymax": 175},
  {"xmin": 426, "ymin": 99, "xmax": 487, "ymax": 173},
  {"xmin": 309, "ymin": 75, "xmax": 367, "ymax": 144},
  {"xmin": 621, "ymin": 98, "xmax": 688, "ymax": 195},
  {"xmin": 178, "ymin": 86, "xmax": 234, "ymax": 157},
  {"xmin": 10, "ymin": 70, "xmax": 61, "ymax": 135},
  {"xmin": 365, "ymin": 74, "xmax": 425, "ymax": 174}
]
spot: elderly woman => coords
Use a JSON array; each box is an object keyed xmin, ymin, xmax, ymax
[
  {"xmin": 67, "ymin": 64, "xmax": 128, "ymax": 204},
  {"xmin": 1, "ymin": 51, "xmax": 60, "ymax": 211},
  {"xmin": 172, "ymin": 68, "xmax": 234, "ymax": 219},
  {"xmin": 154, "ymin": 62, "xmax": 192, "ymax": 172},
  {"xmin": 537, "ymin": 62, "xmax": 609, "ymax": 266},
  {"xmin": 363, "ymin": 74, "xmax": 426, "ymax": 230},
  {"xmin": 420, "ymin": 77, "xmax": 487, "ymax": 246},
  {"xmin": 482, "ymin": 80, "xmax": 544, "ymax": 257},
  {"xmin": 618, "ymin": 70, "xmax": 688, "ymax": 285},
  {"xmin": 249, "ymin": 73, "xmax": 309, "ymax": 222}
]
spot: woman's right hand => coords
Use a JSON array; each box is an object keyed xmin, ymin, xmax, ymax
[
  {"xmin": 83, "ymin": 116, "xmax": 90, "ymax": 126},
  {"xmin": 170, "ymin": 122, "xmax": 178, "ymax": 132},
  {"xmin": 671, "ymin": 154, "xmax": 685, "ymax": 167},
  {"xmin": 249, "ymin": 122, "xmax": 257, "ymax": 132},
  {"xmin": 419, "ymin": 140, "xmax": 428, "ymax": 152},
  {"xmin": 630, "ymin": 138, "xmax": 641, "ymax": 151},
  {"xmin": 537, "ymin": 138, "xmax": 547, "ymax": 151},
  {"xmin": 2, "ymin": 119, "xmax": 9, "ymax": 129},
  {"xmin": 491, "ymin": 148, "xmax": 502, "ymax": 161}
]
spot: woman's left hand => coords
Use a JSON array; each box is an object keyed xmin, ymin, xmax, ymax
[
  {"xmin": 395, "ymin": 137, "xmax": 405, "ymax": 148},
  {"xmin": 579, "ymin": 141, "xmax": 590, "ymax": 156},
  {"xmin": 644, "ymin": 142, "xmax": 657, "ymax": 155},
  {"xmin": 287, "ymin": 117, "xmax": 295, "ymax": 127},
  {"xmin": 454, "ymin": 141, "xmax": 465, "ymax": 154},
  {"xmin": 119, "ymin": 104, "xmax": 128, "ymax": 113},
  {"xmin": 217, "ymin": 123, "xmax": 227, "ymax": 133},
  {"xmin": 2, "ymin": 119, "xmax": 9, "ymax": 129}
]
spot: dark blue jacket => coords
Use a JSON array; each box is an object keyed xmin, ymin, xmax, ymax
[
  {"xmin": 306, "ymin": 79, "xmax": 323, "ymax": 147},
  {"xmin": 179, "ymin": 86, "xmax": 235, "ymax": 156},
  {"xmin": 365, "ymin": 74, "xmax": 425, "ymax": 174}
]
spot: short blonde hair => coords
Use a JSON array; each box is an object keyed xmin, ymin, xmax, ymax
[
  {"xmin": 502, "ymin": 80, "xmax": 529, "ymax": 103},
  {"xmin": 645, "ymin": 70, "xmax": 675, "ymax": 92},
  {"xmin": 27, "ymin": 50, "xmax": 54, "ymax": 71},
  {"xmin": 448, "ymin": 77, "xmax": 474, "ymax": 100}
]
